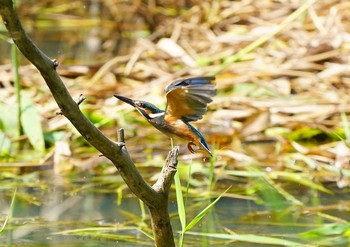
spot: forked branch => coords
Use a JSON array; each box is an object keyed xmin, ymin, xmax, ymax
[{"xmin": 0, "ymin": 1, "xmax": 177, "ymax": 246}]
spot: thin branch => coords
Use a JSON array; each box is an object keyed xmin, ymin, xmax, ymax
[
  {"xmin": 56, "ymin": 94, "xmax": 86, "ymax": 115},
  {"xmin": 117, "ymin": 128, "xmax": 125, "ymax": 143},
  {"xmin": 153, "ymin": 146, "xmax": 179, "ymax": 194}
]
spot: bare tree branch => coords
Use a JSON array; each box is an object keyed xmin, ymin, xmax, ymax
[
  {"xmin": 0, "ymin": 0, "xmax": 158, "ymax": 204},
  {"xmin": 153, "ymin": 146, "xmax": 179, "ymax": 194},
  {"xmin": 0, "ymin": 5, "xmax": 178, "ymax": 245},
  {"xmin": 150, "ymin": 146, "xmax": 179, "ymax": 247}
]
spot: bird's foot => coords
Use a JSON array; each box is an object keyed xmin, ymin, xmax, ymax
[
  {"xmin": 188, "ymin": 141, "xmax": 212, "ymax": 158},
  {"xmin": 187, "ymin": 142, "xmax": 198, "ymax": 154}
]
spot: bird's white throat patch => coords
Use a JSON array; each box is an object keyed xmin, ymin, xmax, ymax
[{"xmin": 149, "ymin": 112, "xmax": 165, "ymax": 118}]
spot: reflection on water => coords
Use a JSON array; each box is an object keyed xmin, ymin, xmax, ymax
[
  {"xmin": 1, "ymin": 172, "xmax": 154, "ymax": 246},
  {"xmin": 1, "ymin": 170, "xmax": 349, "ymax": 246},
  {"xmin": 0, "ymin": 1, "xmax": 138, "ymax": 65}
]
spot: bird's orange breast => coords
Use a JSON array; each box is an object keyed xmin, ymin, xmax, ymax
[{"xmin": 157, "ymin": 115, "xmax": 199, "ymax": 143}]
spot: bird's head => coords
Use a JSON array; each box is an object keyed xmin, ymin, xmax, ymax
[{"xmin": 114, "ymin": 95, "xmax": 164, "ymax": 119}]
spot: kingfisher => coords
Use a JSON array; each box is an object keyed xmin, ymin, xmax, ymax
[{"xmin": 114, "ymin": 76, "xmax": 216, "ymax": 157}]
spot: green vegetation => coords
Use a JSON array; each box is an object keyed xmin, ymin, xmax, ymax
[{"xmin": 1, "ymin": 0, "xmax": 350, "ymax": 246}]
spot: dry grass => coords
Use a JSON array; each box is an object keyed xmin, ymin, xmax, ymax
[{"xmin": 1, "ymin": 0, "xmax": 350, "ymax": 186}]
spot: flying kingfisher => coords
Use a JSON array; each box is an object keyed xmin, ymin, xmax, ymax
[{"xmin": 114, "ymin": 76, "xmax": 216, "ymax": 157}]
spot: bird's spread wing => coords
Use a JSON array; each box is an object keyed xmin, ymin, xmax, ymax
[{"xmin": 165, "ymin": 77, "xmax": 216, "ymax": 122}]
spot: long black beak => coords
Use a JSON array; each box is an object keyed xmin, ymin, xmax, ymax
[{"xmin": 114, "ymin": 95, "xmax": 136, "ymax": 107}]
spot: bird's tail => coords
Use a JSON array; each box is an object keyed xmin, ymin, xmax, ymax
[{"xmin": 199, "ymin": 137, "xmax": 213, "ymax": 157}]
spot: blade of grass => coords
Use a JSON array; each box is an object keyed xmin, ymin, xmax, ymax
[
  {"xmin": 10, "ymin": 0, "xmax": 21, "ymax": 138},
  {"xmin": 185, "ymin": 232, "xmax": 314, "ymax": 247},
  {"xmin": 244, "ymin": 166, "xmax": 303, "ymax": 208},
  {"xmin": 341, "ymin": 112, "xmax": 350, "ymax": 141},
  {"xmin": 227, "ymin": 169, "xmax": 331, "ymax": 194},
  {"xmin": 184, "ymin": 186, "xmax": 231, "ymax": 232},
  {"xmin": 11, "ymin": 44, "xmax": 21, "ymax": 137},
  {"xmin": 172, "ymin": 137, "xmax": 187, "ymax": 246},
  {"xmin": 270, "ymin": 171, "xmax": 332, "ymax": 194},
  {"xmin": 300, "ymin": 222, "xmax": 350, "ymax": 238},
  {"xmin": 138, "ymin": 199, "xmax": 147, "ymax": 228},
  {"xmin": 185, "ymin": 161, "xmax": 192, "ymax": 208},
  {"xmin": 207, "ymin": 153, "xmax": 215, "ymax": 190},
  {"xmin": 0, "ymin": 188, "xmax": 17, "ymax": 235},
  {"xmin": 175, "ymin": 171, "xmax": 186, "ymax": 246},
  {"xmin": 171, "ymin": 139, "xmax": 184, "ymax": 223}
]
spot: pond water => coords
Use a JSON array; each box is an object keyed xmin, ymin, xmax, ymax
[
  {"xmin": 0, "ymin": 2, "xmax": 141, "ymax": 65},
  {"xmin": 1, "ymin": 170, "xmax": 349, "ymax": 246},
  {"xmin": 1, "ymin": 2, "xmax": 350, "ymax": 246}
]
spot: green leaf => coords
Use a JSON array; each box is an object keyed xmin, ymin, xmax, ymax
[
  {"xmin": 0, "ymin": 131, "xmax": 11, "ymax": 156},
  {"xmin": 0, "ymin": 102, "xmax": 19, "ymax": 137},
  {"xmin": 270, "ymin": 171, "xmax": 332, "ymax": 194},
  {"xmin": 341, "ymin": 112, "xmax": 350, "ymax": 141},
  {"xmin": 175, "ymin": 171, "xmax": 186, "ymax": 230},
  {"xmin": 286, "ymin": 127, "xmax": 325, "ymax": 142},
  {"xmin": 0, "ymin": 188, "xmax": 16, "ymax": 234},
  {"xmin": 184, "ymin": 186, "xmax": 231, "ymax": 232},
  {"xmin": 185, "ymin": 232, "xmax": 313, "ymax": 246},
  {"xmin": 20, "ymin": 93, "xmax": 45, "ymax": 154},
  {"xmin": 300, "ymin": 223, "xmax": 350, "ymax": 238}
]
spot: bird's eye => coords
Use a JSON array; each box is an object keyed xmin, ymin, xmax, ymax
[{"xmin": 138, "ymin": 103, "xmax": 145, "ymax": 108}]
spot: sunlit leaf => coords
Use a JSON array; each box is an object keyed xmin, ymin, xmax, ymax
[
  {"xmin": 0, "ymin": 188, "xmax": 16, "ymax": 234},
  {"xmin": 20, "ymin": 93, "xmax": 45, "ymax": 154},
  {"xmin": 175, "ymin": 171, "xmax": 186, "ymax": 230},
  {"xmin": 286, "ymin": 127, "xmax": 328, "ymax": 142},
  {"xmin": 0, "ymin": 131, "xmax": 11, "ymax": 156},
  {"xmin": 341, "ymin": 112, "xmax": 350, "ymax": 141},
  {"xmin": 54, "ymin": 227, "xmax": 152, "ymax": 244},
  {"xmin": 300, "ymin": 223, "xmax": 350, "ymax": 238},
  {"xmin": 270, "ymin": 171, "xmax": 332, "ymax": 194},
  {"xmin": 184, "ymin": 186, "xmax": 231, "ymax": 232},
  {"xmin": 185, "ymin": 232, "xmax": 313, "ymax": 246},
  {"xmin": 0, "ymin": 102, "xmax": 19, "ymax": 137}
]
